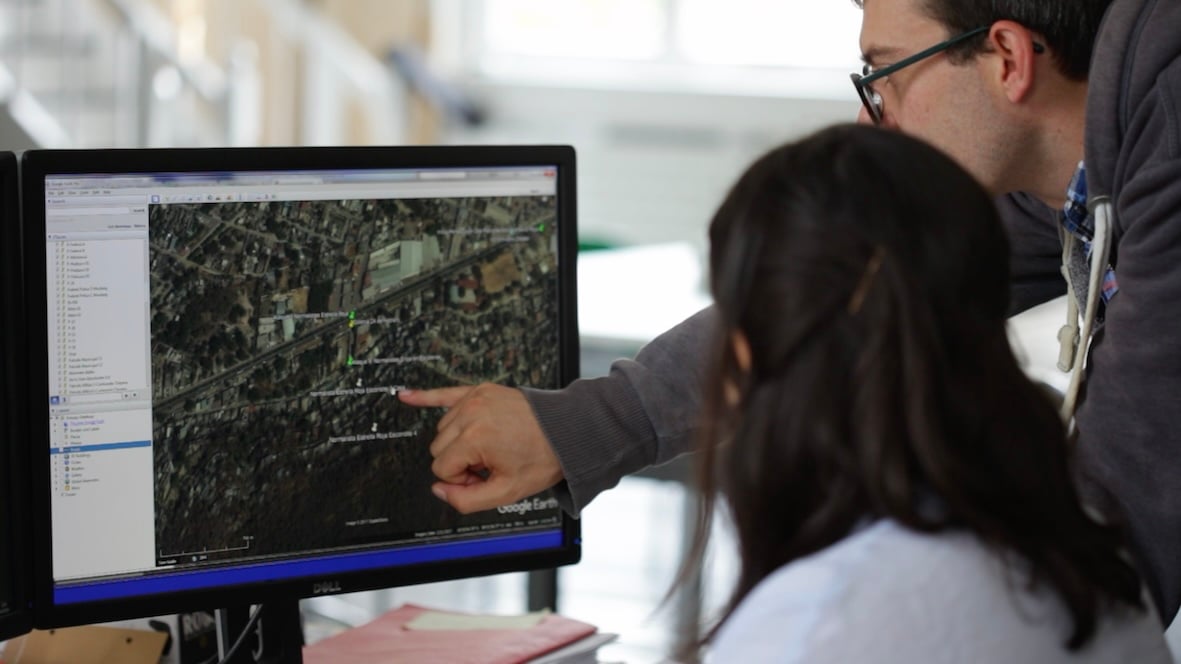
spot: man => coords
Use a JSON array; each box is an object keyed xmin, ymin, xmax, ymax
[{"xmin": 401, "ymin": 0, "xmax": 1181, "ymax": 624}]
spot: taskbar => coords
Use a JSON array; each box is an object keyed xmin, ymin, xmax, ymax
[{"xmin": 55, "ymin": 528, "xmax": 564, "ymax": 604}]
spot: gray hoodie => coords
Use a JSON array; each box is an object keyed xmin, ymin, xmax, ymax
[
  {"xmin": 524, "ymin": 0, "xmax": 1181, "ymax": 624},
  {"xmin": 996, "ymin": 0, "xmax": 1181, "ymax": 624},
  {"xmin": 1067, "ymin": 0, "xmax": 1181, "ymax": 625}
]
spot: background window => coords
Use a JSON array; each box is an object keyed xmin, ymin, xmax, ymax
[
  {"xmin": 474, "ymin": 0, "xmax": 862, "ymax": 72},
  {"xmin": 482, "ymin": 0, "xmax": 668, "ymax": 60},
  {"xmin": 676, "ymin": 0, "xmax": 862, "ymax": 68}
]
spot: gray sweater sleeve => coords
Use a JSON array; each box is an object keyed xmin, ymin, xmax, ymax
[
  {"xmin": 521, "ymin": 194, "xmax": 1069, "ymax": 518},
  {"xmin": 522, "ymin": 307, "xmax": 716, "ymax": 515},
  {"xmin": 528, "ymin": 194, "xmax": 1064, "ymax": 518}
]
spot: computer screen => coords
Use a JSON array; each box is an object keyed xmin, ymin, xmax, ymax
[
  {"xmin": 21, "ymin": 146, "xmax": 579, "ymax": 628},
  {"xmin": 1, "ymin": 150, "xmax": 32, "ymax": 640}
]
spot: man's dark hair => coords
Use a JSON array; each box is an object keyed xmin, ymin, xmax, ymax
[
  {"xmin": 856, "ymin": 0, "xmax": 1114, "ymax": 80},
  {"xmin": 678, "ymin": 124, "xmax": 1144, "ymax": 659}
]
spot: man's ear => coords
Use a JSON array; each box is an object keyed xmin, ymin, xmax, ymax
[{"xmin": 986, "ymin": 20, "xmax": 1042, "ymax": 104}]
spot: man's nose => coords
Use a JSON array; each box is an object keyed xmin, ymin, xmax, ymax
[{"xmin": 856, "ymin": 106, "xmax": 874, "ymax": 125}]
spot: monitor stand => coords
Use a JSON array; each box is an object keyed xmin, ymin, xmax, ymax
[{"xmin": 215, "ymin": 600, "xmax": 304, "ymax": 664}]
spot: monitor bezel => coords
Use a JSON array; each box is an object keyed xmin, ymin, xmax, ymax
[
  {"xmin": 21, "ymin": 145, "xmax": 580, "ymax": 628},
  {"xmin": 1, "ymin": 150, "xmax": 33, "ymax": 640}
]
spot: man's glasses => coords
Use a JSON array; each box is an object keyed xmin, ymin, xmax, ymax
[{"xmin": 852, "ymin": 26, "xmax": 1036, "ymax": 124}]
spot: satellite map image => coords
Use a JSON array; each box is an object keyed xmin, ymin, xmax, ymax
[{"xmin": 147, "ymin": 195, "xmax": 563, "ymax": 565}]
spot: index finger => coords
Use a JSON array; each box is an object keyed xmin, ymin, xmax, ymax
[
  {"xmin": 398, "ymin": 385, "xmax": 474, "ymax": 408},
  {"xmin": 433, "ymin": 478, "xmax": 515, "ymax": 515}
]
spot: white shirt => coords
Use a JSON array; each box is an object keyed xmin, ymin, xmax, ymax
[{"xmin": 709, "ymin": 520, "xmax": 1172, "ymax": 663}]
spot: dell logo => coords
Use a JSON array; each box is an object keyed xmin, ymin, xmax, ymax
[{"xmin": 312, "ymin": 581, "xmax": 342, "ymax": 595}]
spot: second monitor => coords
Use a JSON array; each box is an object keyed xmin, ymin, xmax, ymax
[{"xmin": 1, "ymin": 151, "xmax": 31, "ymax": 641}]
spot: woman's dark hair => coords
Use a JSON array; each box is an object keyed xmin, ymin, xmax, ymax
[
  {"xmin": 683, "ymin": 124, "xmax": 1142, "ymax": 656},
  {"xmin": 852, "ymin": 0, "xmax": 1112, "ymax": 81}
]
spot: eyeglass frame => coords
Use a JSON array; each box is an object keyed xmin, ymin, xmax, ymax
[{"xmin": 851, "ymin": 25, "xmax": 1044, "ymax": 125}]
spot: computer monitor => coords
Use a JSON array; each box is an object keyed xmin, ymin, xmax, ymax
[
  {"xmin": 0, "ymin": 150, "xmax": 32, "ymax": 641},
  {"xmin": 21, "ymin": 146, "xmax": 580, "ymax": 639}
]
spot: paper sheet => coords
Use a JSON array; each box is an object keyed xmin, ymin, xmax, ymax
[{"xmin": 406, "ymin": 608, "xmax": 551, "ymax": 631}]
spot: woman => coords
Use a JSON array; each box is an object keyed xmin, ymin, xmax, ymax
[{"xmin": 687, "ymin": 124, "xmax": 1170, "ymax": 662}]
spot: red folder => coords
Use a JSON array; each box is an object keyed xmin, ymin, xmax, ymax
[{"xmin": 302, "ymin": 603, "xmax": 598, "ymax": 664}]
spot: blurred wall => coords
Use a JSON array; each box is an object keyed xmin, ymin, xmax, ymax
[
  {"xmin": 148, "ymin": 0, "xmax": 437, "ymax": 146},
  {"xmin": 312, "ymin": 0, "xmax": 438, "ymax": 145}
]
